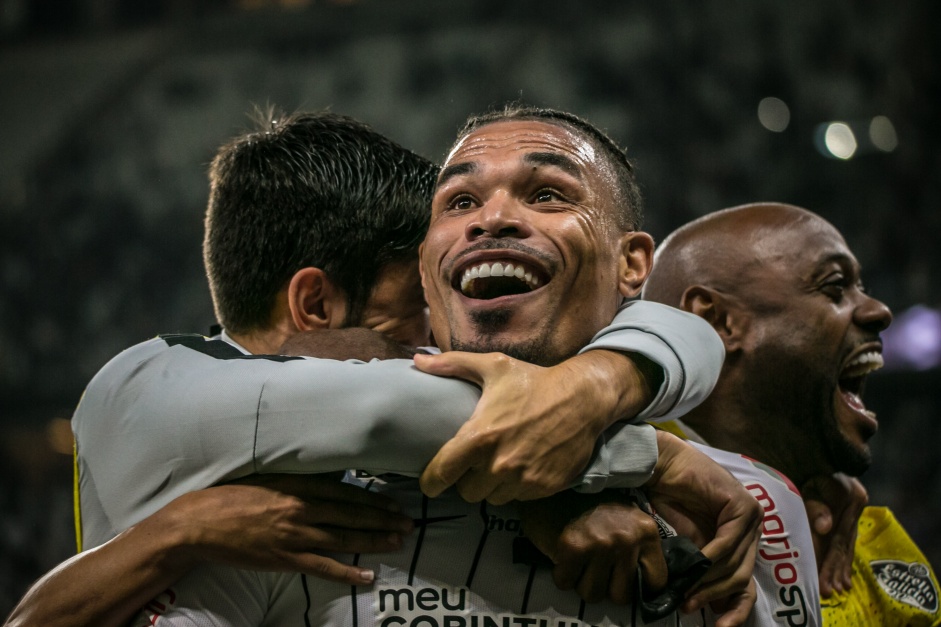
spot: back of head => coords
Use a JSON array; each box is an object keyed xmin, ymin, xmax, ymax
[
  {"xmin": 455, "ymin": 104, "xmax": 644, "ymax": 231},
  {"xmin": 204, "ymin": 109, "xmax": 439, "ymax": 334}
]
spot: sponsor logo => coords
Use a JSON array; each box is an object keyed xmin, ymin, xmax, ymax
[
  {"xmin": 376, "ymin": 585, "xmax": 601, "ymax": 627},
  {"xmin": 871, "ymin": 560, "xmax": 939, "ymax": 613},
  {"xmin": 747, "ymin": 482, "xmax": 809, "ymax": 626}
]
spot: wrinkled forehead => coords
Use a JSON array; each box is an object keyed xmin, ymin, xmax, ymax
[{"xmin": 442, "ymin": 120, "xmax": 598, "ymax": 171}]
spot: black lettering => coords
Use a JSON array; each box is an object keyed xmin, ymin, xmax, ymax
[
  {"xmin": 776, "ymin": 585, "xmax": 808, "ymax": 626},
  {"xmin": 441, "ymin": 587, "xmax": 467, "ymax": 611},
  {"xmin": 379, "ymin": 588, "xmax": 415, "ymax": 612},
  {"xmin": 416, "ymin": 588, "xmax": 440, "ymax": 611},
  {"xmin": 506, "ymin": 520, "xmax": 521, "ymax": 533},
  {"xmin": 488, "ymin": 516, "xmax": 504, "ymax": 531},
  {"xmin": 381, "ymin": 618, "xmax": 406, "ymax": 627},
  {"xmin": 443, "ymin": 618, "xmax": 466, "ymax": 627},
  {"xmin": 411, "ymin": 617, "xmax": 439, "ymax": 627}
]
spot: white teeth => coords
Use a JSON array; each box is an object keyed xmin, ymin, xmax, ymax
[
  {"xmin": 843, "ymin": 351, "xmax": 884, "ymax": 376},
  {"xmin": 459, "ymin": 261, "xmax": 543, "ymax": 295}
]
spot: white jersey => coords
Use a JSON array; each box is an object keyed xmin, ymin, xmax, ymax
[
  {"xmin": 75, "ymin": 300, "xmax": 723, "ymax": 550},
  {"xmin": 73, "ymin": 300, "xmax": 725, "ymax": 626},
  {"xmin": 132, "ymin": 473, "xmax": 718, "ymax": 627},
  {"xmin": 129, "ymin": 445, "xmax": 820, "ymax": 627}
]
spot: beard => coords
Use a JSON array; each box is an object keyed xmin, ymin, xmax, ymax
[
  {"xmin": 449, "ymin": 307, "xmax": 560, "ymax": 366},
  {"xmin": 745, "ymin": 342, "xmax": 871, "ymax": 479}
]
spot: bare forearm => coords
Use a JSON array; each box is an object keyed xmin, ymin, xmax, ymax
[{"xmin": 5, "ymin": 518, "xmax": 194, "ymax": 627}]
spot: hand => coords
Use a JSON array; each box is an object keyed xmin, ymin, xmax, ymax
[
  {"xmin": 279, "ymin": 328, "xmax": 416, "ymax": 361},
  {"xmin": 644, "ymin": 431, "xmax": 761, "ymax": 620},
  {"xmin": 708, "ymin": 578, "xmax": 757, "ymax": 627},
  {"xmin": 520, "ymin": 491, "xmax": 668, "ymax": 605},
  {"xmin": 154, "ymin": 474, "xmax": 414, "ymax": 586},
  {"xmin": 802, "ymin": 473, "xmax": 867, "ymax": 597},
  {"xmin": 415, "ymin": 349, "xmax": 654, "ymax": 505}
]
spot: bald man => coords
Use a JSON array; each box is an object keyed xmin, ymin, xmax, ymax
[{"xmin": 643, "ymin": 202, "xmax": 940, "ymax": 626}]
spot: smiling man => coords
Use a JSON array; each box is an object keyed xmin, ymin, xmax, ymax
[
  {"xmin": 643, "ymin": 202, "xmax": 941, "ymax": 626},
  {"xmin": 7, "ymin": 109, "xmax": 764, "ymax": 627}
]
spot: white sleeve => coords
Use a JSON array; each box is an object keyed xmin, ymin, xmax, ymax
[
  {"xmin": 75, "ymin": 337, "xmax": 657, "ymax": 545},
  {"xmin": 81, "ymin": 302, "xmax": 718, "ymax": 544},
  {"xmin": 579, "ymin": 300, "xmax": 724, "ymax": 422}
]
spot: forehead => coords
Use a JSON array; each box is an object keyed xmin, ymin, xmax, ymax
[
  {"xmin": 757, "ymin": 214, "xmax": 858, "ymax": 277},
  {"xmin": 443, "ymin": 119, "xmax": 599, "ymax": 170}
]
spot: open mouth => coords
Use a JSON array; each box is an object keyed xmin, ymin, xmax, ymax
[
  {"xmin": 838, "ymin": 350, "xmax": 884, "ymax": 415},
  {"xmin": 456, "ymin": 260, "xmax": 547, "ymax": 300}
]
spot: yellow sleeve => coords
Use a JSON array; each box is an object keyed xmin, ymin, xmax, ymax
[
  {"xmin": 73, "ymin": 437, "xmax": 82, "ymax": 553},
  {"xmin": 823, "ymin": 506, "xmax": 940, "ymax": 626}
]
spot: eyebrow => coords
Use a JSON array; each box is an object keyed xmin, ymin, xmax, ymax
[
  {"xmin": 436, "ymin": 161, "xmax": 477, "ymax": 188},
  {"xmin": 523, "ymin": 151, "xmax": 583, "ymax": 180}
]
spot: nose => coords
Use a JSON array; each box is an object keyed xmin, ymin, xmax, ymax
[
  {"xmin": 855, "ymin": 292, "xmax": 893, "ymax": 334},
  {"xmin": 464, "ymin": 192, "xmax": 532, "ymax": 241}
]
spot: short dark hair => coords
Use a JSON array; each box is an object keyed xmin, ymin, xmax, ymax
[
  {"xmin": 454, "ymin": 105, "xmax": 644, "ymax": 230},
  {"xmin": 204, "ymin": 109, "xmax": 438, "ymax": 333}
]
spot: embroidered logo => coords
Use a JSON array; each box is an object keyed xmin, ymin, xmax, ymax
[{"xmin": 871, "ymin": 560, "xmax": 939, "ymax": 613}]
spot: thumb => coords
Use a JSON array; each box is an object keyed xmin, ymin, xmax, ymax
[{"xmin": 413, "ymin": 351, "xmax": 497, "ymax": 386}]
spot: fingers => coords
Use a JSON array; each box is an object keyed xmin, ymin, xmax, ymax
[
  {"xmin": 294, "ymin": 525, "xmax": 407, "ymax": 555},
  {"xmin": 685, "ymin": 510, "xmax": 760, "ymax": 610},
  {"xmin": 638, "ymin": 538, "xmax": 669, "ymax": 594},
  {"xmin": 298, "ymin": 499, "xmax": 414, "ymax": 534},
  {"xmin": 413, "ymin": 351, "xmax": 500, "ymax": 386},
  {"xmin": 419, "ymin": 430, "xmax": 482, "ymax": 498},
  {"xmin": 817, "ymin": 506, "xmax": 861, "ymax": 597},
  {"xmin": 710, "ymin": 579, "xmax": 757, "ymax": 627},
  {"xmin": 237, "ymin": 474, "xmax": 402, "ymax": 512},
  {"xmin": 292, "ymin": 555, "xmax": 378, "ymax": 586}
]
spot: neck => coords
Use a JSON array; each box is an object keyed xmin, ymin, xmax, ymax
[
  {"xmin": 683, "ymin": 392, "xmax": 823, "ymax": 487},
  {"xmin": 227, "ymin": 321, "xmax": 295, "ymax": 356}
]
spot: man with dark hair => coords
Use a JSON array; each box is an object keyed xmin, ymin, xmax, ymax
[
  {"xmin": 203, "ymin": 111, "xmax": 433, "ymax": 342},
  {"xmin": 643, "ymin": 202, "xmax": 940, "ymax": 626},
  {"xmin": 6, "ymin": 108, "xmax": 758, "ymax": 627}
]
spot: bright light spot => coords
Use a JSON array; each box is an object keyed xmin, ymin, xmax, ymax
[
  {"xmin": 757, "ymin": 97, "xmax": 791, "ymax": 132},
  {"xmin": 824, "ymin": 123, "xmax": 857, "ymax": 159},
  {"xmin": 46, "ymin": 418, "xmax": 74, "ymax": 455},
  {"xmin": 883, "ymin": 305, "xmax": 941, "ymax": 371},
  {"xmin": 869, "ymin": 116, "xmax": 898, "ymax": 152}
]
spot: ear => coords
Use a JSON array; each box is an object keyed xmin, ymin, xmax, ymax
[
  {"xmin": 617, "ymin": 231, "xmax": 655, "ymax": 298},
  {"xmin": 680, "ymin": 285, "xmax": 748, "ymax": 353},
  {"xmin": 418, "ymin": 241, "xmax": 428, "ymax": 292},
  {"xmin": 286, "ymin": 267, "xmax": 349, "ymax": 331}
]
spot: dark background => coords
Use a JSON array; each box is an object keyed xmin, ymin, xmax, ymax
[{"xmin": 1, "ymin": 0, "xmax": 939, "ymax": 615}]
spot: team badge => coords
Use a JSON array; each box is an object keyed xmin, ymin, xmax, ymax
[{"xmin": 871, "ymin": 560, "xmax": 939, "ymax": 613}]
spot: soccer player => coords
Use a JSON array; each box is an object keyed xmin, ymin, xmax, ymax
[
  {"xmin": 6, "ymin": 109, "xmax": 757, "ymax": 627},
  {"xmin": 643, "ymin": 202, "xmax": 941, "ymax": 625}
]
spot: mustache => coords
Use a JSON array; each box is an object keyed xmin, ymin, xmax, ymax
[{"xmin": 444, "ymin": 239, "xmax": 557, "ymax": 277}]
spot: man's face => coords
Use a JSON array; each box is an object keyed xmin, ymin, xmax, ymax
[
  {"xmin": 357, "ymin": 258, "xmax": 430, "ymax": 348},
  {"xmin": 419, "ymin": 120, "xmax": 643, "ymax": 365},
  {"xmin": 739, "ymin": 215, "xmax": 892, "ymax": 477}
]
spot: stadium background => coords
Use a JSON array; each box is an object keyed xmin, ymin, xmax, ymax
[{"xmin": 1, "ymin": 0, "xmax": 938, "ymax": 614}]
